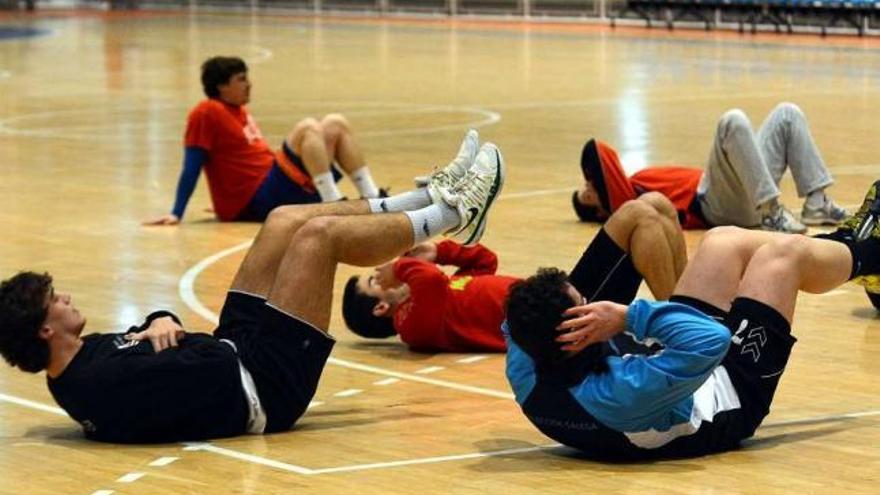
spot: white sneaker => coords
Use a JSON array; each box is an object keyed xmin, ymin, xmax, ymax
[
  {"xmin": 441, "ymin": 143, "xmax": 505, "ymax": 246},
  {"xmin": 415, "ymin": 129, "xmax": 479, "ymax": 196},
  {"xmin": 761, "ymin": 204, "xmax": 807, "ymax": 234}
]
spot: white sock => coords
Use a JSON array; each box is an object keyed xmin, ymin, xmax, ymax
[
  {"xmin": 805, "ymin": 189, "xmax": 827, "ymax": 209},
  {"xmin": 351, "ymin": 166, "xmax": 380, "ymax": 198},
  {"xmin": 403, "ymin": 202, "xmax": 461, "ymax": 244},
  {"xmin": 313, "ymin": 171, "xmax": 342, "ymax": 202},
  {"xmin": 368, "ymin": 188, "xmax": 431, "ymax": 213}
]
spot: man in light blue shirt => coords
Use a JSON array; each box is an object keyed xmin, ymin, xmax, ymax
[{"xmin": 505, "ymin": 181, "xmax": 880, "ymax": 459}]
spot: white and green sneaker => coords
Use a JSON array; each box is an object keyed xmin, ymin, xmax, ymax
[
  {"xmin": 416, "ymin": 129, "xmax": 479, "ymax": 200},
  {"xmin": 441, "ymin": 142, "xmax": 505, "ymax": 246}
]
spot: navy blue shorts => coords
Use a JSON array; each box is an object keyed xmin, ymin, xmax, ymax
[
  {"xmin": 214, "ymin": 290, "xmax": 335, "ymax": 433},
  {"xmin": 237, "ymin": 143, "xmax": 343, "ymax": 221}
]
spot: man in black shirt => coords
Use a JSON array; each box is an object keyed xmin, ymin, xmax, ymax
[{"xmin": 0, "ymin": 138, "xmax": 505, "ymax": 443}]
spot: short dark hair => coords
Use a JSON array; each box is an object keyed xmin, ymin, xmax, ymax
[
  {"xmin": 341, "ymin": 276, "xmax": 397, "ymax": 339},
  {"xmin": 571, "ymin": 191, "xmax": 607, "ymax": 223},
  {"xmin": 201, "ymin": 56, "xmax": 248, "ymax": 99},
  {"xmin": 0, "ymin": 272, "xmax": 52, "ymax": 373},
  {"xmin": 505, "ymin": 268, "xmax": 609, "ymax": 381}
]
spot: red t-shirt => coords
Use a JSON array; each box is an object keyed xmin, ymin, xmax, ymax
[
  {"xmin": 392, "ymin": 241, "xmax": 519, "ymax": 353},
  {"xmin": 588, "ymin": 140, "xmax": 706, "ymax": 229},
  {"xmin": 184, "ymin": 99, "xmax": 275, "ymax": 221}
]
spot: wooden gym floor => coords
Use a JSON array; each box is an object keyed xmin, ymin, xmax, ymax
[{"xmin": 0, "ymin": 9, "xmax": 878, "ymax": 494}]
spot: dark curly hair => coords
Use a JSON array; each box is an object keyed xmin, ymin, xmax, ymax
[
  {"xmin": 0, "ymin": 272, "xmax": 52, "ymax": 373},
  {"xmin": 506, "ymin": 267, "xmax": 610, "ymax": 383},
  {"xmin": 341, "ymin": 276, "xmax": 397, "ymax": 339},
  {"xmin": 201, "ymin": 56, "xmax": 248, "ymax": 99}
]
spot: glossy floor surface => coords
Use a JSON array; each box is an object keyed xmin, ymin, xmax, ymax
[{"xmin": 0, "ymin": 9, "xmax": 878, "ymax": 494}]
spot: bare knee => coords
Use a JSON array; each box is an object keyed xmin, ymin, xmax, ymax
[
  {"xmin": 696, "ymin": 226, "xmax": 749, "ymax": 257},
  {"xmin": 605, "ymin": 199, "xmax": 662, "ymax": 247},
  {"xmin": 265, "ymin": 205, "xmax": 306, "ymax": 231},
  {"xmin": 288, "ymin": 118, "xmax": 324, "ymax": 149},
  {"xmin": 320, "ymin": 113, "xmax": 352, "ymax": 140},
  {"xmin": 758, "ymin": 234, "xmax": 811, "ymax": 267},
  {"xmin": 293, "ymin": 216, "xmax": 338, "ymax": 252},
  {"xmin": 637, "ymin": 192, "xmax": 677, "ymax": 221}
]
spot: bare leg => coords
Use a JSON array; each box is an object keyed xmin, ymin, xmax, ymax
[
  {"xmin": 320, "ymin": 113, "xmax": 366, "ymax": 174},
  {"xmin": 268, "ymin": 214, "xmax": 415, "ymax": 331},
  {"xmin": 673, "ymin": 227, "xmax": 785, "ymax": 311},
  {"xmin": 737, "ymin": 235, "xmax": 851, "ymax": 322},
  {"xmin": 637, "ymin": 192, "xmax": 688, "ymax": 277},
  {"xmin": 230, "ymin": 201, "xmax": 370, "ymax": 297},
  {"xmin": 288, "ymin": 118, "xmax": 333, "ymax": 177},
  {"xmin": 603, "ymin": 195, "xmax": 687, "ymax": 300}
]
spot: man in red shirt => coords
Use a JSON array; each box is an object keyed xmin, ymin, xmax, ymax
[
  {"xmin": 144, "ymin": 56, "xmax": 385, "ymax": 225},
  {"xmin": 571, "ymin": 103, "xmax": 847, "ymax": 234},
  {"xmin": 342, "ymin": 192, "xmax": 687, "ymax": 352}
]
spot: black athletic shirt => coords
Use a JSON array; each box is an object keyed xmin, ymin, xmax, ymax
[{"xmin": 47, "ymin": 311, "xmax": 249, "ymax": 443}]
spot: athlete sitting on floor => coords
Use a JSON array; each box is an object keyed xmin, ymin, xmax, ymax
[{"xmin": 144, "ymin": 56, "xmax": 386, "ymax": 225}]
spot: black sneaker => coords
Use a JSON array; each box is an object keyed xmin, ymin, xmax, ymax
[
  {"xmin": 844, "ymin": 180, "xmax": 880, "ymax": 301},
  {"xmin": 839, "ymin": 179, "xmax": 880, "ymax": 241}
]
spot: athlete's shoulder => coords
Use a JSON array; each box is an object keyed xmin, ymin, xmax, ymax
[{"xmin": 187, "ymin": 99, "xmax": 225, "ymax": 120}]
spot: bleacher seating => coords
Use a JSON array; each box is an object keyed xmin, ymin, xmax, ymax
[{"xmin": 612, "ymin": 0, "xmax": 880, "ymax": 35}]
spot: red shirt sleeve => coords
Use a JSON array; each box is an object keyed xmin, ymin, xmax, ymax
[
  {"xmin": 392, "ymin": 258, "xmax": 450, "ymax": 350},
  {"xmin": 184, "ymin": 102, "xmax": 216, "ymax": 151},
  {"xmin": 434, "ymin": 240, "xmax": 498, "ymax": 276}
]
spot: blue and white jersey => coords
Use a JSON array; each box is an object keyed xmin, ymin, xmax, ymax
[{"xmin": 505, "ymin": 300, "xmax": 747, "ymax": 459}]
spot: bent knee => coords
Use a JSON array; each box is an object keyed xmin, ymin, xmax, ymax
[
  {"xmin": 618, "ymin": 198, "xmax": 662, "ymax": 222},
  {"xmin": 718, "ymin": 108, "xmax": 751, "ymax": 134},
  {"xmin": 764, "ymin": 233, "xmax": 812, "ymax": 262},
  {"xmin": 637, "ymin": 192, "xmax": 677, "ymax": 220},
  {"xmin": 320, "ymin": 113, "xmax": 351, "ymax": 135},
  {"xmin": 289, "ymin": 118, "xmax": 324, "ymax": 146}
]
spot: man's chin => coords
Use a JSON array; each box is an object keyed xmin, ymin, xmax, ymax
[{"xmin": 76, "ymin": 318, "xmax": 87, "ymax": 336}]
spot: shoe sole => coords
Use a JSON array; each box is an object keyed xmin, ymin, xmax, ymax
[
  {"xmin": 462, "ymin": 144, "xmax": 505, "ymax": 246},
  {"xmin": 801, "ymin": 217, "xmax": 844, "ymax": 226}
]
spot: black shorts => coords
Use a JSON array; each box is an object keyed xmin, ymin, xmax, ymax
[
  {"xmin": 673, "ymin": 295, "xmax": 797, "ymax": 439},
  {"xmin": 214, "ymin": 290, "xmax": 335, "ymax": 433},
  {"xmin": 567, "ymin": 228, "xmax": 642, "ymax": 305}
]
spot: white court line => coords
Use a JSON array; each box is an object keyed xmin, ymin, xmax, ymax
[
  {"xmin": 374, "ymin": 378, "xmax": 400, "ymax": 386},
  {"xmin": 1, "ymin": 395, "xmax": 878, "ymax": 475},
  {"xmin": 148, "ymin": 457, "xmax": 179, "ymax": 467},
  {"xmin": 178, "ymin": 241, "xmax": 515, "ymax": 400},
  {"xmin": 415, "ymin": 366, "xmax": 445, "ymax": 374},
  {"xmin": 307, "ymin": 401, "xmax": 324, "ymax": 409},
  {"xmin": 182, "ymin": 441, "xmax": 560, "ymax": 476},
  {"xmin": 182, "ymin": 443, "xmax": 313, "ymax": 475},
  {"xmin": 457, "ymin": 355, "xmax": 489, "ymax": 364},
  {"xmin": 306, "ymin": 444, "xmax": 562, "ymax": 475},
  {"xmin": 0, "ymin": 393, "xmax": 66, "ymax": 416},
  {"xmin": 90, "ymin": 491, "xmax": 114, "ymax": 495},
  {"xmin": 764, "ymin": 409, "xmax": 880, "ymax": 427},
  {"xmin": 334, "ymin": 389, "xmax": 363, "ymax": 397},
  {"xmin": 116, "ymin": 472, "xmax": 145, "ymax": 483}
]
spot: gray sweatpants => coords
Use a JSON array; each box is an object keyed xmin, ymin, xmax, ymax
[{"xmin": 697, "ymin": 102, "xmax": 833, "ymax": 227}]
